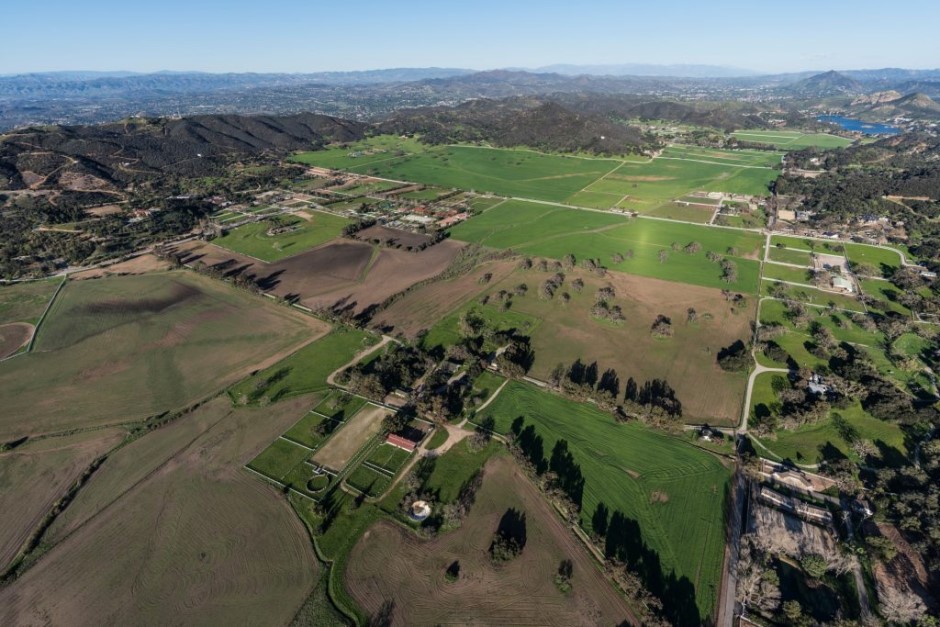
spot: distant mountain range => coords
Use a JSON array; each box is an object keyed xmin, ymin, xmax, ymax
[
  {"xmin": 2, "ymin": 66, "xmax": 940, "ymax": 131},
  {"xmin": 527, "ymin": 64, "xmax": 758, "ymax": 78}
]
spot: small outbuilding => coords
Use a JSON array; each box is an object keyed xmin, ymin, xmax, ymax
[{"xmin": 410, "ymin": 500, "xmax": 431, "ymax": 522}]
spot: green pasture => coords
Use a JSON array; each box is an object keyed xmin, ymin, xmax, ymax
[
  {"xmin": 365, "ymin": 443, "xmax": 412, "ymax": 474},
  {"xmin": 230, "ymin": 328, "xmax": 377, "ymax": 405},
  {"xmin": 345, "ymin": 465, "xmax": 391, "ymax": 497},
  {"xmin": 767, "ymin": 246, "xmax": 814, "ymax": 266},
  {"xmin": 450, "ymin": 200, "xmax": 763, "ymax": 292},
  {"xmin": 0, "ymin": 278, "xmax": 61, "ymax": 325},
  {"xmin": 860, "ymin": 279, "xmax": 912, "ymax": 316},
  {"xmin": 844, "ymin": 243, "xmax": 903, "ymax": 277},
  {"xmin": 731, "ymin": 130, "xmax": 853, "ymax": 150},
  {"xmin": 248, "ymin": 438, "xmax": 311, "ymax": 481},
  {"xmin": 476, "ymin": 381, "xmax": 731, "ymax": 620},
  {"xmin": 762, "ymin": 263, "xmax": 816, "ymax": 285},
  {"xmin": 214, "ymin": 211, "xmax": 350, "ymax": 261},
  {"xmin": 761, "ymin": 281, "xmax": 865, "ymax": 312},
  {"xmin": 282, "ymin": 410, "xmax": 336, "ymax": 449}
]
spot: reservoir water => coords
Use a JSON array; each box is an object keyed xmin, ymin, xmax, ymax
[{"xmin": 817, "ymin": 115, "xmax": 900, "ymax": 135}]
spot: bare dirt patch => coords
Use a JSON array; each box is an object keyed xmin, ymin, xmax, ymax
[
  {"xmin": 0, "ymin": 396, "xmax": 317, "ymax": 626},
  {"xmin": 0, "ymin": 322, "xmax": 34, "ymax": 359},
  {"xmin": 0, "ymin": 428, "xmax": 125, "ymax": 571},
  {"xmin": 304, "ymin": 239, "xmax": 465, "ymax": 315},
  {"xmin": 173, "ymin": 238, "xmax": 465, "ymax": 317},
  {"xmin": 71, "ymin": 254, "xmax": 172, "ymax": 280},
  {"xmin": 314, "ymin": 404, "xmax": 389, "ymax": 471},
  {"xmin": 345, "ymin": 456, "xmax": 635, "ymax": 626},
  {"xmin": 371, "ymin": 258, "xmax": 518, "ymax": 337},
  {"xmin": 355, "ymin": 225, "xmax": 433, "ymax": 249},
  {"xmin": 84, "ymin": 204, "xmax": 125, "ymax": 217}
]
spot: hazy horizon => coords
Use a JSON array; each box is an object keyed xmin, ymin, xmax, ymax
[{"xmin": 5, "ymin": 0, "xmax": 939, "ymax": 75}]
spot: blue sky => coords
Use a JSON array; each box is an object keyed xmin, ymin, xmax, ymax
[{"xmin": 4, "ymin": 0, "xmax": 938, "ymax": 75}]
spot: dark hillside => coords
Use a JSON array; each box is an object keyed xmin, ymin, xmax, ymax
[
  {"xmin": 0, "ymin": 113, "xmax": 367, "ymax": 190},
  {"xmin": 379, "ymin": 98, "xmax": 647, "ymax": 154}
]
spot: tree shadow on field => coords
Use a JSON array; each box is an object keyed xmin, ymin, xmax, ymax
[
  {"xmin": 604, "ymin": 511, "xmax": 701, "ymax": 626},
  {"xmin": 368, "ymin": 600, "xmax": 395, "ymax": 627}
]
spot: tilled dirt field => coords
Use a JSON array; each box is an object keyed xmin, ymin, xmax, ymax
[
  {"xmin": 354, "ymin": 225, "xmax": 434, "ymax": 249},
  {"xmin": 0, "ymin": 322, "xmax": 33, "ymax": 359},
  {"xmin": 175, "ymin": 237, "xmax": 465, "ymax": 315},
  {"xmin": 0, "ymin": 396, "xmax": 318, "ymax": 626},
  {"xmin": 0, "ymin": 428, "xmax": 125, "ymax": 572},
  {"xmin": 345, "ymin": 456, "xmax": 635, "ymax": 626}
]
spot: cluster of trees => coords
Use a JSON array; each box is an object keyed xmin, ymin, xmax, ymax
[
  {"xmin": 490, "ymin": 508, "xmax": 528, "ymax": 562},
  {"xmin": 545, "ymin": 358, "xmax": 683, "ymax": 425},
  {"xmin": 509, "ymin": 419, "xmax": 585, "ymax": 510},
  {"xmin": 343, "ymin": 345, "xmax": 430, "ymax": 400},
  {"xmin": 592, "ymin": 285, "xmax": 625, "ymax": 322}
]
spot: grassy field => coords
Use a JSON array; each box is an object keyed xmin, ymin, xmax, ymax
[
  {"xmin": 313, "ymin": 404, "xmax": 388, "ymax": 471},
  {"xmin": 731, "ymin": 130, "xmax": 853, "ymax": 150},
  {"xmin": 475, "ymin": 381, "xmax": 731, "ymax": 621},
  {"xmin": 248, "ymin": 438, "xmax": 312, "ymax": 481},
  {"xmin": 450, "ymin": 200, "xmax": 763, "ymax": 292},
  {"xmin": 425, "ymin": 265, "xmax": 753, "ymax": 424},
  {"xmin": 762, "ymin": 262, "xmax": 816, "ymax": 285},
  {"xmin": 761, "ymin": 280, "xmax": 865, "ymax": 312},
  {"xmin": 844, "ymin": 243, "xmax": 903, "ymax": 277},
  {"xmin": 0, "ymin": 278, "xmax": 61, "ymax": 325},
  {"xmin": 0, "ymin": 272, "xmax": 328, "ymax": 440},
  {"xmin": 213, "ymin": 211, "xmax": 350, "ymax": 262},
  {"xmin": 282, "ymin": 409, "xmax": 337, "ymax": 449},
  {"xmin": 345, "ymin": 456, "xmax": 635, "ymax": 626},
  {"xmin": 295, "ymin": 136, "xmax": 781, "ymax": 210},
  {"xmin": 0, "ymin": 395, "xmax": 319, "ymax": 625},
  {"xmin": 229, "ymin": 328, "xmax": 376, "ymax": 405},
  {"xmin": 859, "ymin": 279, "xmax": 912, "ymax": 315},
  {"xmin": 767, "ymin": 246, "xmax": 814, "ymax": 266},
  {"xmin": 363, "ymin": 443, "xmax": 412, "ymax": 474},
  {"xmin": 647, "ymin": 202, "xmax": 716, "ymax": 223}
]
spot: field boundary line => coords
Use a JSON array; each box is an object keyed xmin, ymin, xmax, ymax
[
  {"xmin": 25, "ymin": 274, "xmax": 67, "ymax": 354},
  {"xmin": 279, "ymin": 435, "xmax": 315, "ymax": 452}
]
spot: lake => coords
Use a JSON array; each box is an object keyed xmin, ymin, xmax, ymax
[{"xmin": 817, "ymin": 115, "xmax": 900, "ymax": 135}]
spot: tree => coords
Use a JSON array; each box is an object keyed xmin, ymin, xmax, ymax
[
  {"xmin": 687, "ymin": 307, "xmax": 697, "ymax": 324},
  {"xmin": 562, "ymin": 253, "xmax": 576, "ymax": 270},
  {"xmin": 800, "ymin": 553, "xmax": 828, "ymax": 579},
  {"xmin": 658, "ymin": 249, "xmax": 668, "ymax": 264},
  {"xmin": 458, "ymin": 309, "xmax": 486, "ymax": 337}
]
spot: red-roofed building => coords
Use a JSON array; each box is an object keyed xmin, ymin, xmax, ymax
[{"xmin": 386, "ymin": 434, "xmax": 417, "ymax": 452}]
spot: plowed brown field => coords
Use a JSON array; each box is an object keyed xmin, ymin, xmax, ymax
[
  {"xmin": 0, "ymin": 396, "xmax": 318, "ymax": 626},
  {"xmin": 345, "ymin": 456, "xmax": 635, "ymax": 626}
]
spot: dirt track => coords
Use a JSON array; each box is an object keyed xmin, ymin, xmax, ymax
[{"xmin": 345, "ymin": 456, "xmax": 636, "ymax": 626}]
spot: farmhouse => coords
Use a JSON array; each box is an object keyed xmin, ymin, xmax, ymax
[
  {"xmin": 830, "ymin": 275, "xmax": 854, "ymax": 293},
  {"xmin": 386, "ymin": 433, "xmax": 417, "ymax": 452}
]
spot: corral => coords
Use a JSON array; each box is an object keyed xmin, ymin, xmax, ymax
[
  {"xmin": 345, "ymin": 456, "xmax": 635, "ymax": 626},
  {"xmin": 313, "ymin": 404, "xmax": 389, "ymax": 472}
]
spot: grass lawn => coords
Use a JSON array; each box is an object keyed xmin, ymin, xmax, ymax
[
  {"xmin": 476, "ymin": 381, "xmax": 731, "ymax": 620},
  {"xmin": 770, "ymin": 235, "xmax": 845, "ymax": 255},
  {"xmin": 214, "ymin": 211, "xmax": 350, "ymax": 262},
  {"xmin": 767, "ymin": 246, "xmax": 814, "ymax": 266},
  {"xmin": 419, "ymin": 438, "xmax": 504, "ymax": 503},
  {"xmin": 450, "ymin": 200, "xmax": 763, "ymax": 292},
  {"xmin": 229, "ymin": 328, "xmax": 377, "ymax": 405},
  {"xmin": 422, "ymin": 302, "xmax": 541, "ymax": 351},
  {"xmin": 312, "ymin": 390, "xmax": 368, "ymax": 421},
  {"xmin": 248, "ymin": 438, "xmax": 311, "ymax": 481}
]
